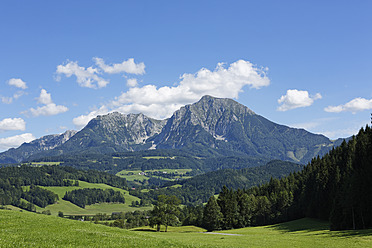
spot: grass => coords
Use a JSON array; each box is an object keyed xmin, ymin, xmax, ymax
[
  {"xmin": 116, "ymin": 168, "xmax": 192, "ymax": 182},
  {"xmin": 145, "ymin": 218, "xmax": 372, "ymax": 248},
  {"xmin": 1, "ymin": 210, "xmax": 371, "ymax": 248},
  {"xmin": 0, "ymin": 210, "xmax": 187, "ymax": 248},
  {"xmin": 30, "ymin": 162, "xmax": 61, "ymax": 166},
  {"xmin": 33, "ymin": 181, "xmax": 151, "ymax": 216}
]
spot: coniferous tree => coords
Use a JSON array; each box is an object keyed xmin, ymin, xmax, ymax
[{"xmin": 203, "ymin": 196, "xmax": 223, "ymax": 231}]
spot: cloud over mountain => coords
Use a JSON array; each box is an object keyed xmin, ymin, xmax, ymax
[
  {"xmin": 26, "ymin": 89, "xmax": 68, "ymax": 117},
  {"xmin": 0, "ymin": 133, "xmax": 35, "ymax": 151},
  {"xmin": 55, "ymin": 58, "xmax": 146, "ymax": 89},
  {"xmin": 325, "ymin": 97, "xmax": 372, "ymax": 113},
  {"xmin": 72, "ymin": 60, "xmax": 270, "ymax": 128},
  {"xmin": 0, "ymin": 118, "xmax": 26, "ymax": 131},
  {"xmin": 56, "ymin": 61, "xmax": 109, "ymax": 89},
  {"xmin": 277, "ymin": 89, "xmax": 322, "ymax": 111}
]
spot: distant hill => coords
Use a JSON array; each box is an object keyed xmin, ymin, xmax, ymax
[
  {"xmin": 0, "ymin": 130, "xmax": 76, "ymax": 163},
  {"xmin": 0, "ymin": 96, "xmax": 345, "ymax": 164},
  {"xmin": 130, "ymin": 159, "xmax": 303, "ymax": 205}
]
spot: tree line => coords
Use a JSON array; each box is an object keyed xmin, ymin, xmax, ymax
[
  {"xmin": 63, "ymin": 188, "xmax": 125, "ymax": 208},
  {"xmin": 148, "ymin": 126, "xmax": 372, "ymax": 231},
  {"xmin": 129, "ymin": 160, "xmax": 302, "ymax": 206},
  {"xmin": 0, "ymin": 165, "xmax": 128, "ymax": 211}
]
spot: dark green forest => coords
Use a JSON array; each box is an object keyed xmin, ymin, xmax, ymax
[
  {"xmin": 63, "ymin": 188, "xmax": 125, "ymax": 208},
  {"xmin": 129, "ymin": 160, "xmax": 302, "ymax": 205},
  {"xmin": 0, "ymin": 166, "xmax": 127, "ymax": 210},
  {"xmin": 195, "ymin": 126, "xmax": 372, "ymax": 231}
]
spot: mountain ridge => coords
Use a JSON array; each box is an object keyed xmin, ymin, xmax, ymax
[
  {"xmin": 0, "ymin": 130, "xmax": 77, "ymax": 163},
  {"xmin": 0, "ymin": 96, "xmax": 344, "ymax": 164}
]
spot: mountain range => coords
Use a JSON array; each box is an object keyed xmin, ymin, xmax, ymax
[{"xmin": 0, "ymin": 95, "xmax": 344, "ymax": 164}]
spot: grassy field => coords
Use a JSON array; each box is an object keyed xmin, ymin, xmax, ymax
[
  {"xmin": 0, "ymin": 209, "xmax": 186, "ymax": 248},
  {"xmin": 0, "ymin": 210, "xmax": 371, "ymax": 248},
  {"xmin": 30, "ymin": 162, "xmax": 62, "ymax": 166},
  {"xmin": 33, "ymin": 181, "xmax": 151, "ymax": 216},
  {"xmin": 116, "ymin": 168, "xmax": 192, "ymax": 182}
]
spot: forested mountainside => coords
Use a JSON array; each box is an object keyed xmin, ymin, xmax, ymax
[
  {"xmin": 201, "ymin": 125, "xmax": 372, "ymax": 231},
  {"xmin": 130, "ymin": 160, "xmax": 302, "ymax": 205},
  {"xmin": 0, "ymin": 96, "xmax": 344, "ymax": 164}
]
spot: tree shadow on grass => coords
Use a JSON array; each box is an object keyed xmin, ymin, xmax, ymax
[
  {"xmin": 131, "ymin": 228, "xmax": 157, "ymax": 232},
  {"xmin": 268, "ymin": 218, "xmax": 329, "ymax": 233},
  {"xmin": 268, "ymin": 218, "xmax": 372, "ymax": 238}
]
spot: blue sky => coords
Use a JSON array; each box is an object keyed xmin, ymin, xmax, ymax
[{"xmin": 0, "ymin": 1, "xmax": 371, "ymax": 151}]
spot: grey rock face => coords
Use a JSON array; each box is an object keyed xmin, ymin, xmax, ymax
[{"xmin": 0, "ymin": 95, "xmax": 342, "ymax": 164}]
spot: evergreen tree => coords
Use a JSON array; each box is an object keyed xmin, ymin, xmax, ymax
[{"xmin": 202, "ymin": 196, "xmax": 223, "ymax": 231}]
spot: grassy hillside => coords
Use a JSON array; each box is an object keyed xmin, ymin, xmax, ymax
[
  {"xmin": 1, "ymin": 210, "xmax": 371, "ymax": 247},
  {"xmin": 34, "ymin": 181, "xmax": 151, "ymax": 215}
]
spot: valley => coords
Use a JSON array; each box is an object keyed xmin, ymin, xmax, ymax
[{"xmin": 0, "ymin": 96, "xmax": 371, "ymax": 247}]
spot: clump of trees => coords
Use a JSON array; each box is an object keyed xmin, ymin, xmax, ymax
[
  {"xmin": 149, "ymin": 195, "xmax": 181, "ymax": 232},
  {"xmin": 63, "ymin": 188, "xmax": 125, "ymax": 208},
  {"xmin": 22, "ymin": 185, "xmax": 59, "ymax": 208},
  {"xmin": 0, "ymin": 165, "xmax": 127, "ymax": 211}
]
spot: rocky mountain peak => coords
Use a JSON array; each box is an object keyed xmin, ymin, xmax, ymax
[{"xmin": 164, "ymin": 95, "xmax": 255, "ymax": 139}]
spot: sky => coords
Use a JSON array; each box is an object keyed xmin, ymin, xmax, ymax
[{"xmin": 0, "ymin": 1, "xmax": 371, "ymax": 152}]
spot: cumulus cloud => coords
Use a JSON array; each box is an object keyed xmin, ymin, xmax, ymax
[
  {"xmin": 72, "ymin": 106, "xmax": 108, "ymax": 129},
  {"xmin": 37, "ymin": 89, "xmax": 53, "ymax": 105},
  {"xmin": 7, "ymin": 78, "xmax": 27, "ymax": 89},
  {"xmin": 127, "ymin": 78, "xmax": 138, "ymax": 87},
  {"xmin": 0, "ymin": 133, "xmax": 35, "ymax": 151},
  {"xmin": 277, "ymin": 89, "xmax": 322, "ymax": 111},
  {"xmin": 25, "ymin": 89, "xmax": 68, "ymax": 117},
  {"xmin": 324, "ymin": 97, "xmax": 372, "ymax": 113},
  {"xmin": 56, "ymin": 61, "xmax": 109, "ymax": 89},
  {"xmin": 0, "ymin": 118, "xmax": 26, "ymax": 131},
  {"xmin": 72, "ymin": 60, "xmax": 270, "ymax": 128},
  {"xmin": 94, "ymin": 58, "xmax": 145, "ymax": 75}
]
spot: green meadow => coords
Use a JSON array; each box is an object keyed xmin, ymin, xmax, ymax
[
  {"xmin": 116, "ymin": 168, "xmax": 192, "ymax": 182},
  {"xmin": 1, "ymin": 210, "xmax": 371, "ymax": 248},
  {"xmin": 31, "ymin": 181, "xmax": 151, "ymax": 216}
]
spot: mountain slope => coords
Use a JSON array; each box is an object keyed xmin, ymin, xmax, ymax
[
  {"xmin": 0, "ymin": 130, "xmax": 76, "ymax": 163},
  {"xmin": 152, "ymin": 95, "xmax": 335, "ymax": 163},
  {"xmin": 1, "ymin": 96, "xmax": 342, "ymax": 164},
  {"xmin": 29, "ymin": 112, "xmax": 167, "ymax": 158}
]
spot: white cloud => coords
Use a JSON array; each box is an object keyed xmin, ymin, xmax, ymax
[
  {"xmin": 37, "ymin": 89, "xmax": 53, "ymax": 105},
  {"xmin": 1, "ymin": 91, "xmax": 26, "ymax": 104},
  {"xmin": 7, "ymin": 78, "xmax": 27, "ymax": 89},
  {"xmin": 127, "ymin": 78, "xmax": 138, "ymax": 87},
  {"xmin": 324, "ymin": 97, "xmax": 372, "ymax": 113},
  {"xmin": 94, "ymin": 57, "xmax": 145, "ymax": 75},
  {"xmin": 73, "ymin": 106, "xmax": 109, "ymax": 129},
  {"xmin": 29, "ymin": 103, "xmax": 69, "ymax": 117},
  {"xmin": 72, "ymin": 60, "xmax": 270, "ymax": 128},
  {"xmin": 56, "ymin": 61, "xmax": 109, "ymax": 89},
  {"xmin": 25, "ymin": 89, "xmax": 68, "ymax": 117},
  {"xmin": 277, "ymin": 89, "xmax": 322, "ymax": 111},
  {"xmin": 13, "ymin": 91, "xmax": 25, "ymax": 100},
  {"xmin": 1, "ymin": 96, "xmax": 13, "ymax": 104},
  {"xmin": 0, "ymin": 118, "xmax": 26, "ymax": 131},
  {"xmin": 0, "ymin": 133, "xmax": 35, "ymax": 151}
]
